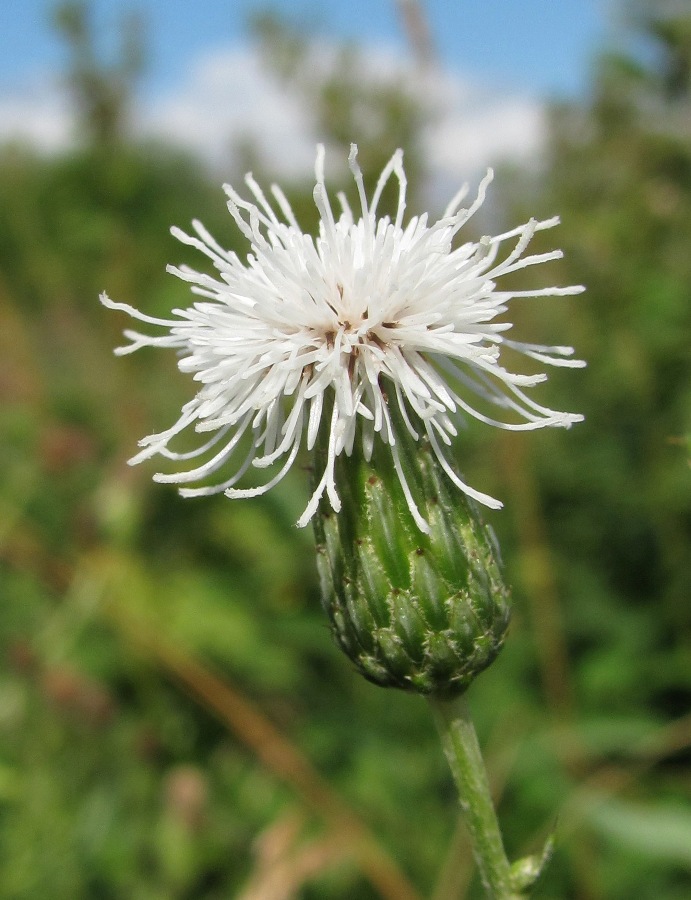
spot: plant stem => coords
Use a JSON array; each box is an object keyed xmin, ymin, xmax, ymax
[{"xmin": 431, "ymin": 695, "xmax": 526, "ymax": 899}]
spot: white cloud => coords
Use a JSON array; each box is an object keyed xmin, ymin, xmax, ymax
[
  {"xmin": 0, "ymin": 43, "xmax": 546, "ymax": 188},
  {"xmin": 0, "ymin": 74, "xmax": 73, "ymax": 152},
  {"xmin": 422, "ymin": 70, "xmax": 547, "ymax": 180},
  {"xmin": 140, "ymin": 42, "xmax": 547, "ymax": 186},
  {"xmin": 140, "ymin": 45, "xmax": 318, "ymax": 178}
]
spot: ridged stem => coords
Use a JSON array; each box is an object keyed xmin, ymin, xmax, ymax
[{"xmin": 431, "ymin": 695, "xmax": 526, "ymax": 900}]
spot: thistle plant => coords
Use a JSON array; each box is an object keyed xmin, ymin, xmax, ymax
[{"xmin": 103, "ymin": 144, "xmax": 583, "ymax": 898}]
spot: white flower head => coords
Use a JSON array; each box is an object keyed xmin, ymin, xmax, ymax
[{"xmin": 102, "ymin": 144, "xmax": 584, "ymax": 533}]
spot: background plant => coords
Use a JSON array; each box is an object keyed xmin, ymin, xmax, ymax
[{"xmin": 0, "ymin": 1, "xmax": 689, "ymax": 897}]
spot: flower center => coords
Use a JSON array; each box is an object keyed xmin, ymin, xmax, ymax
[{"xmin": 307, "ymin": 282, "xmax": 404, "ymax": 364}]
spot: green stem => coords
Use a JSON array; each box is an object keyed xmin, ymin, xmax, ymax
[{"xmin": 431, "ymin": 695, "xmax": 526, "ymax": 900}]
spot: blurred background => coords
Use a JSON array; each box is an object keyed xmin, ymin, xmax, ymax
[{"xmin": 0, "ymin": 0, "xmax": 689, "ymax": 897}]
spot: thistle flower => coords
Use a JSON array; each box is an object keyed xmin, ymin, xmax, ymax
[{"xmin": 101, "ymin": 144, "xmax": 583, "ymax": 533}]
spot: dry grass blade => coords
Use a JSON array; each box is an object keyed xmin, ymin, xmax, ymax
[{"xmin": 239, "ymin": 810, "xmax": 351, "ymax": 900}]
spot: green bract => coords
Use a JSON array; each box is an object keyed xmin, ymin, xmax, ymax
[{"xmin": 313, "ymin": 396, "xmax": 511, "ymax": 698}]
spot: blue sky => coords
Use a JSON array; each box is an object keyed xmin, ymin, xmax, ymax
[
  {"xmin": 2, "ymin": 0, "xmax": 611, "ymax": 97},
  {"xmin": 0, "ymin": 1, "xmax": 615, "ymax": 183}
]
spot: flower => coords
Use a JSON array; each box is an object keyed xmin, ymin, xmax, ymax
[{"xmin": 102, "ymin": 144, "xmax": 584, "ymax": 533}]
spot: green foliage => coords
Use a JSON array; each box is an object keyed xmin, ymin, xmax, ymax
[
  {"xmin": 1, "ymin": 1, "xmax": 689, "ymax": 897},
  {"xmin": 538, "ymin": 0, "xmax": 691, "ymax": 717}
]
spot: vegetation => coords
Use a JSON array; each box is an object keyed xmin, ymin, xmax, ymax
[{"xmin": 0, "ymin": 1, "xmax": 689, "ymax": 897}]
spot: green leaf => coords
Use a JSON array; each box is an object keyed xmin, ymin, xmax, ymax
[{"xmin": 585, "ymin": 796, "xmax": 691, "ymax": 868}]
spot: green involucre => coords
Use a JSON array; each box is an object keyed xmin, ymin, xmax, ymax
[{"xmin": 312, "ymin": 398, "xmax": 511, "ymax": 698}]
